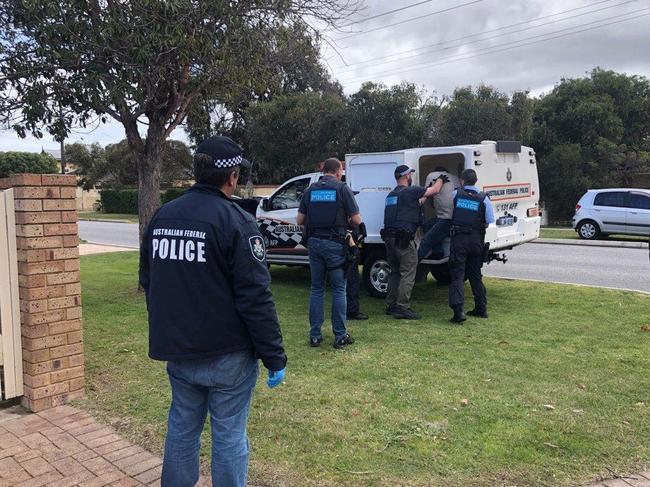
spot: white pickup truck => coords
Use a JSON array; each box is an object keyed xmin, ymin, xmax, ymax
[{"xmin": 255, "ymin": 141, "xmax": 541, "ymax": 297}]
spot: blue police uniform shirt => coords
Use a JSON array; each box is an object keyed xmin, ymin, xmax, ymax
[
  {"xmin": 452, "ymin": 185, "xmax": 495, "ymax": 225},
  {"xmin": 139, "ymin": 183, "xmax": 287, "ymax": 371}
]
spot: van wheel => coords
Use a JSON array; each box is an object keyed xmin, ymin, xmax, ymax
[
  {"xmin": 577, "ymin": 220, "xmax": 600, "ymax": 240},
  {"xmin": 430, "ymin": 264, "xmax": 451, "ymax": 284},
  {"xmin": 363, "ymin": 249, "xmax": 390, "ymax": 298}
]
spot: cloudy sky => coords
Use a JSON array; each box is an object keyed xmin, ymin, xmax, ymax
[{"xmin": 1, "ymin": 0, "xmax": 649, "ymax": 153}]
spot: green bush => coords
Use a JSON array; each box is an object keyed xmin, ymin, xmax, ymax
[
  {"xmin": 0, "ymin": 151, "xmax": 58, "ymax": 178},
  {"xmin": 99, "ymin": 188, "xmax": 186, "ymax": 214},
  {"xmin": 161, "ymin": 187, "xmax": 186, "ymax": 204},
  {"xmin": 99, "ymin": 190, "xmax": 139, "ymax": 214}
]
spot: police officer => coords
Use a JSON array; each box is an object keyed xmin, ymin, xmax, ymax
[
  {"xmin": 139, "ymin": 135, "xmax": 287, "ymax": 487},
  {"xmin": 297, "ymin": 158, "xmax": 362, "ymax": 349},
  {"xmin": 346, "ymin": 224, "xmax": 368, "ymax": 321},
  {"xmin": 448, "ymin": 168, "xmax": 495, "ymax": 323},
  {"xmin": 383, "ymin": 165, "xmax": 447, "ymax": 319}
]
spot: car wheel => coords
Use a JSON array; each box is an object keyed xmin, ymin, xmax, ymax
[
  {"xmin": 577, "ymin": 220, "xmax": 600, "ymax": 240},
  {"xmin": 363, "ymin": 249, "xmax": 390, "ymax": 298},
  {"xmin": 430, "ymin": 263, "xmax": 451, "ymax": 284}
]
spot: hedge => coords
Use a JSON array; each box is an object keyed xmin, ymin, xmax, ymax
[
  {"xmin": 0, "ymin": 151, "xmax": 58, "ymax": 178},
  {"xmin": 162, "ymin": 187, "xmax": 186, "ymax": 204},
  {"xmin": 100, "ymin": 188, "xmax": 187, "ymax": 214},
  {"xmin": 100, "ymin": 190, "xmax": 139, "ymax": 214}
]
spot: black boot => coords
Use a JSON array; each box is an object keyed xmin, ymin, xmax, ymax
[
  {"xmin": 468, "ymin": 309, "xmax": 488, "ymax": 318},
  {"xmin": 450, "ymin": 307, "xmax": 466, "ymax": 323}
]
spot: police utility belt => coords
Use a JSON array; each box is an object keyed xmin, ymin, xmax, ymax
[
  {"xmin": 380, "ymin": 228, "xmax": 414, "ymax": 249},
  {"xmin": 451, "ymin": 225, "xmax": 484, "ymax": 236}
]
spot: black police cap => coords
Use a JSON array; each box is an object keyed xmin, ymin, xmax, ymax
[{"xmin": 195, "ymin": 136, "xmax": 251, "ymax": 169}]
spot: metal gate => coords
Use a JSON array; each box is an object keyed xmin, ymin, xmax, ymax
[{"xmin": 0, "ymin": 188, "xmax": 23, "ymax": 400}]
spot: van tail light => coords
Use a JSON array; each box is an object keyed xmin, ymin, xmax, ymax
[
  {"xmin": 527, "ymin": 207, "xmax": 540, "ymax": 217},
  {"xmin": 575, "ymin": 204, "xmax": 581, "ymax": 212}
]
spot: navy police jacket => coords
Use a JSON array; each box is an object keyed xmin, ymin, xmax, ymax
[{"xmin": 139, "ymin": 183, "xmax": 287, "ymax": 372}]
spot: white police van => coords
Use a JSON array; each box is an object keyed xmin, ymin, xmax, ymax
[{"xmin": 256, "ymin": 141, "xmax": 541, "ymax": 297}]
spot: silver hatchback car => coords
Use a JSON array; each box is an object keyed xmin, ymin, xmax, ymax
[{"xmin": 572, "ymin": 188, "xmax": 650, "ymax": 239}]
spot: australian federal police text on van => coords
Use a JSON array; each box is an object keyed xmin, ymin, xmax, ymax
[{"xmin": 151, "ymin": 228, "xmax": 207, "ymax": 262}]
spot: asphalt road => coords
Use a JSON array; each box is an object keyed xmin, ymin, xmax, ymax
[
  {"xmin": 79, "ymin": 221, "xmax": 650, "ymax": 294},
  {"xmin": 483, "ymin": 242, "xmax": 650, "ymax": 294},
  {"xmin": 79, "ymin": 220, "xmax": 139, "ymax": 249}
]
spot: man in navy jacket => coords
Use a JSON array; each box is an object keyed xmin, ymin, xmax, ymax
[{"xmin": 139, "ymin": 135, "xmax": 286, "ymax": 487}]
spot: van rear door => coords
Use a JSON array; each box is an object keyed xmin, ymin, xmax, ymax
[
  {"xmin": 478, "ymin": 144, "xmax": 541, "ymax": 248},
  {"xmin": 346, "ymin": 152, "xmax": 405, "ymax": 244}
]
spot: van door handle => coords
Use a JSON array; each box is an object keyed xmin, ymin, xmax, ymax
[{"xmin": 630, "ymin": 211, "xmax": 638, "ymax": 214}]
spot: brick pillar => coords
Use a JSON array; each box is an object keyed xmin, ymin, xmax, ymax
[{"xmin": 0, "ymin": 173, "xmax": 84, "ymax": 412}]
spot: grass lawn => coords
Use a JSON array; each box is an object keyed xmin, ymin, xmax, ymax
[
  {"xmin": 80, "ymin": 252, "xmax": 650, "ymax": 487},
  {"xmin": 539, "ymin": 227, "xmax": 648, "ymax": 242},
  {"xmin": 79, "ymin": 211, "xmax": 139, "ymax": 224}
]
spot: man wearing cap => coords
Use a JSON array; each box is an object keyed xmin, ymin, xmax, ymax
[
  {"xmin": 382, "ymin": 165, "xmax": 448, "ymax": 319},
  {"xmin": 139, "ymin": 135, "xmax": 287, "ymax": 487},
  {"xmin": 297, "ymin": 157, "xmax": 362, "ymax": 349},
  {"xmin": 448, "ymin": 168, "xmax": 495, "ymax": 323}
]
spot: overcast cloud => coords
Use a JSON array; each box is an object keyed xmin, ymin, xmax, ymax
[
  {"xmin": 1, "ymin": 0, "xmax": 649, "ymax": 152},
  {"xmin": 325, "ymin": 0, "xmax": 650, "ymax": 96}
]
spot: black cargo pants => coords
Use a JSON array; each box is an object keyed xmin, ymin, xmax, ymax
[
  {"xmin": 448, "ymin": 232, "xmax": 487, "ymax": 313},
  {"xmin": 346, "ymin": 252, "xmax": 360, "ymax": 315}
]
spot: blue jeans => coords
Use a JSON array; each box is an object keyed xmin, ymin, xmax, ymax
[
  {"xmin": 308, "ymin": 237, "xmax": 347, "ymax": 341},
  {"xmin": 418, "ymin": 218, "xmax": 452, "ymax": 260},
  {"xmin": 162, "ymin": 351, "xmax": 258, "ymax": 487}
]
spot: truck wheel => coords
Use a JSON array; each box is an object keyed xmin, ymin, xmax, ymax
[
  {"xmin": 577, "ymin": 220, "xmax": 600, "ymax": 240},
  {"xmin": 429, "ymin": 263, "xmax": 451, "ymax": 284},
  {"xmin": 363, "ymin": 249, "xmax": 390, "ymax": 298}
]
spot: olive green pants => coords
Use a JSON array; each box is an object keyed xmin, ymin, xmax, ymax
[{"xmin": 385, "ymin": 238, "xmax": 417, "ymax": 311}]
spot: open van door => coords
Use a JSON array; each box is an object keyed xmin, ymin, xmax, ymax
[
  {"xmin": 346, "ymin": 151, "xmax": 405, "ymax": 296},
  {"xmin": 346, "ymin": 152, "xmax": 405, "ymax": 244}
]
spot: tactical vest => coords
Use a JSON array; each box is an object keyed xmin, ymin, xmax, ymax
[
  {"xmin": 383, "ymin": 185, "xmax": 421, "ymax": 233},
  {"xmin": 306, "ymin": 178, "xmax": 347, "ymax": 239},
  {"xmin": 452, "ymin": 188, "xmax": 486, "ymax": 233}
]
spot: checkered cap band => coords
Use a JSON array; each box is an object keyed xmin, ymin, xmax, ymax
[{"xmin": 213, "ymin": 154, "xmax": 243, "ymax": 168}]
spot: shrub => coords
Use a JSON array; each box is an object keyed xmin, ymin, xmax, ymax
[
  {"xmin": 161, "ymin": 187, "xmax": 186, "ymax": 204},
  {"xmin": 99, "ymin": 190, "xmax": 139, "ymax": 214},
  {"xmin": 0, "ymin": 152, "xmax": 58, "ymax": 178},
  {"xmin": 99, "ymin": 188, "xmax": 186, "ymax": 214}
]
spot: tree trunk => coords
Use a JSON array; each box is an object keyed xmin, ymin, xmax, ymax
[{"xmin": 137, "ymin": 133, "xmax": 163, "ymax": 243}]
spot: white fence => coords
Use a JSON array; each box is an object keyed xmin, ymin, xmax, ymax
[{"xmin": 0, "ymin": 188, "xmax": 23, "ymax": 400}]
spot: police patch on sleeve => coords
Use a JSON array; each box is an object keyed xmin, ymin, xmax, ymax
[{"xmin": 249, "ymin": 235, "xmax": 266, "ymax": 262}]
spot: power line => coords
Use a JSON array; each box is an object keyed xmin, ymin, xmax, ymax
[
  {"xmin": 337, "ymin": 9, "xmax": 650, "ymax": 84},
  {"xmin": 331, "ymin": 0, "xmax": 623, "ymax": 69},
  {"xmin": 332, "ymin": 0, "xmax": 640, "ymax": 75},
  {"xmin": 338, "ymin": 8, "xmax": 650, "ymax": 83},
  {"xmin": 339, "ymin": 0, "xmax": 437, "ymax": 27},
  {"xmin": 336, "ymin": 0, "xmax": 484, "ymax": 40}
]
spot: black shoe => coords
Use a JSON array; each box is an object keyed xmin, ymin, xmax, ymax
[
  {"xmin": 450, "ymin": 309, "xmax": 466, "ymax": 323},
  {"xmin": 468, "ymin": 309, "xmax": 488, "ymax": 318},
  {"xmin": 393, "ymin": 308, "xmax": 421, "ymax": 320},
  {"xmin": 333, "ymin": 334, "xmax": 355, "ymax": 349},
  {"xmin": 347, "ymin": 311, "xmax": 368, "ymax": 320},
  {"xmin": 309, "ymin": 336, "xmax": 323, "ymax": 347},
  {"xmin": 385, "ymin": 304, "xmax": 397, "ymax": 315}
]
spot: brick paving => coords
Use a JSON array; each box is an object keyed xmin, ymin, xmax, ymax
[
  {"xmin": 1, "ymin": 405, "xmax": 649, "ymax": 487},
  {"xmin": 0, "ymin": 405, "xmax": 211, "ymax": 487}
]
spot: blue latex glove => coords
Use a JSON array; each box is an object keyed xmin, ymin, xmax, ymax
[{"xmin": 267, "ymin": 368, "xmax": 285, "ymax": 389}]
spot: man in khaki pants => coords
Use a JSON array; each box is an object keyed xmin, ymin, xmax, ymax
[{"xmin": 382, "ymin": 165, "xmax": 447, "ymax": 319}]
